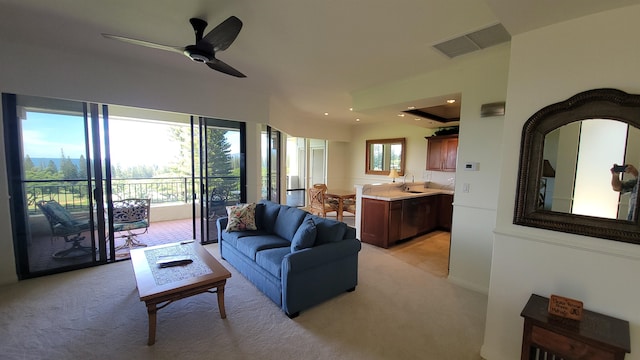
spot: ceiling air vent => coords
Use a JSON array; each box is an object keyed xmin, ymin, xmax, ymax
[{"xmin": 433, "ymin": 23, "xmax": 511, "ymax": 58}]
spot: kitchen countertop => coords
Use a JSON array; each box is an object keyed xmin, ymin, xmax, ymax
[{"xmin": 362, "ymin": 188, "xmax": 454, "ymax": 201}]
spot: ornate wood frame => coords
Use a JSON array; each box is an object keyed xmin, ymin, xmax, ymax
[{"xmin": 514, "ymin": 88, "xmax": 640, "ymax": 244}]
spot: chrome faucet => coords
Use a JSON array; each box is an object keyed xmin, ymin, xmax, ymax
[{"xmin": 404, "ymin": 173, "xmax": 414, "ymax": 184}]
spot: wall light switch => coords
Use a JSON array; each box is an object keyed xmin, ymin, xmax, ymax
[{"xmin": 463, "ymin": 183, "xmax": 470, "ymax": 193}]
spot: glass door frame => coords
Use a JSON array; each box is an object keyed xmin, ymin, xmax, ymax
[
  {"xmin": 3, "ymin": 94, "xmax": 111, "ymax": 279},
  {"xmin": 193, "ymin": 116, "xmax": 246, "ymax": 244},
  {"xmin": 261, "ymin": 125, "xmax": 281, "ymax": 203}
]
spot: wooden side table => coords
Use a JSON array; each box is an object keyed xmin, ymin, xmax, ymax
[{"xmin": 520, "ymin": 294, "xmax": 630, "ymax": 360}]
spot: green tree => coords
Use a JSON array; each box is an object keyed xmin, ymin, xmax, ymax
[
  {"xmin": 168, "ymin": 125, "xmax": 236, "ymax": 201},
  {"xmin": 46, "ymin": 160, "xmax": 58, "ymax": 175},
  {"xmin": 167, "ymin": 126, "xmax": 192, "ymax": 176},
  {"xmin": 24, "ymin": 155, "xmax": 35, "ymax": 172},
  {"xmin": 206, "ymin": 128, "xmax": 233, "ymax": 177},
  {"xmin": 78, "ymin": 154, "xmax": 87, "ymax": 179},
  {"xmin": 206, "ymin": 128, "xmax": 234, "ymax": 199},
  {"xmin": 59, "ymin": 149, "xmax": 79, "ymax": 179}
]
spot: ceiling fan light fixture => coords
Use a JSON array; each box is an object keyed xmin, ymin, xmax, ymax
[
  {"xmin": 184, "ymin": 45, "xmax": 212, "ymax": 63},
  {"xmin": 190, "ymin": 54, "xmax": 210, "ymax": 62}
]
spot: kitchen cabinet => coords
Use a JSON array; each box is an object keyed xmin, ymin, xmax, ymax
[
  {"xmin": 361, "ymin": 195, "xmax": 440, "ymax": 248},
  {"xmin": 402, "ymin": 196, "xmax": 437, "ymax": 239},
  {"xmin": 426, "ymin": 134, "xmax": 458, "ymax": 171},
  {"xmin": 360, "ymin": 198, "xmax": 401, "ymax": 248},
  {"xmin": 437, "ymin": 194, "xmax": 453, "ymax": 231}
]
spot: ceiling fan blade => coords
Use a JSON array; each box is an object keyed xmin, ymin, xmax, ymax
[
  {"xmin": 102, "ymin": 33, "xmax": 184, "ymax": 54},
  {"xmin": 201, "ymin": 16, "xmax": 243, "ymax": 52},
  {"xmin": 206, "ymin": 59, "xmax": 246, "ymax": 78}
]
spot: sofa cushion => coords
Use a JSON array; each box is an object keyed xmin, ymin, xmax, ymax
[
  {"xmin": 290, "ymin": 216, "xmax": 317, "ymax": 251},
  {"xmin": 225, "ymin": 203, "xmax": 258, "ymax": 232},
  {"xmin": 236, "ymin": 235, "xmax": 291, "ymax": 260},
  {"xmin": 310, "ymin": 215, "xmax": 348, "ymax": 246},
  {"xmin": 259, "ymin": 200, "xmax": 281, "ymax": 233},
  {"xmin": 255, "ymin": 247, "xmax": 291, "ymax": 278},
  {"xmin": 273, "ymin": 206, "xmax": 307, "ymax": 240},
  {"xmin": 221, "ymin": 229, "xmax": 271, "ymax": 248}
]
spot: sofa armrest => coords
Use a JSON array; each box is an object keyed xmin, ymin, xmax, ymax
[
  {"xmin": 283, "ymin": 238, "xmax": 361, "ymax": 273},
  {"xmin": 281, "ymin": 238, "xmax": 361, "ymax": 316}
]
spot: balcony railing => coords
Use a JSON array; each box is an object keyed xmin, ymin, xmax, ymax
[{"xmin": 24, "ymin": 176, "xmax": 240, "ymax": 214}]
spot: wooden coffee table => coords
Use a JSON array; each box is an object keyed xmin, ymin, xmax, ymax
[{"xmin": 130, "ymin": 240, "xmax": 231, "ymax": 345}]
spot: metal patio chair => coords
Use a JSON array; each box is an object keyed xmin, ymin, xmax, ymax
[
  {"xmin": 36, "ymin": 200, "xmax": 93, "ymax": 259},
  {"xmin": 111, "ymin": 198, "xmax": 151, "ymax": 251}
]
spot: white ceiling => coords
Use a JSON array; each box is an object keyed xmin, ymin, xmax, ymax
[{"xmin": 1, "ymin": 0, "xmax": 639, "ymax": 128}]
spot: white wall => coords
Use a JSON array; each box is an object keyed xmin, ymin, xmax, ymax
[
  {"xmin": 326, "ymin": 140, "xmax": 351, "ymax": 190},
  {"xmin": 351, "ymin": 45, "xmax": 510, "ymax": 294},
  {"xmin": 482, "ymin": 5, "xmax": 640, "ymax": 360},
  {"xmin": 346, "ymin": 122, "xmax": 438, "ymax": 187}
]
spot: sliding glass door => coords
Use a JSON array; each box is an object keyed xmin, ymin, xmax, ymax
[
  {"xmin": 195, "ymin": 117, "xmax": 246, "ymax": 243},
  {"xmin": 3, "ymin": 94, "xmax": 109, "ymax": 278},
  {"xmin": 3, "ymin": 94, "xmax": 248, "ymax": 279}
]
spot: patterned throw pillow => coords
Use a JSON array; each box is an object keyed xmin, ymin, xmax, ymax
[{"xmin": 225, "ymin": 203, "xmax": 258, "ymax": 232}]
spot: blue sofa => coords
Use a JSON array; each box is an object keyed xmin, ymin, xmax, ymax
[{"xmin": 217, "ymin": 200, "xmax": 361, "ymax": 318}]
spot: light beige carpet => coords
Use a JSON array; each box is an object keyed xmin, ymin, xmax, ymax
[{"xmin": 0, "ymin": 242, "xmax": 486, "ymax": 360}]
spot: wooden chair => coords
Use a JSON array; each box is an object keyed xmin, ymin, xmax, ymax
[
  {"xmin": 313, "ymin": 183, "xmax": 339, "ymax": 207},
  {"xmin": 307, "ymin": 187, "xmax": 339, "ymax": 218},
  {"xmin": 342, "ymin": 194, "xmax": 357, "ymax": 216}
]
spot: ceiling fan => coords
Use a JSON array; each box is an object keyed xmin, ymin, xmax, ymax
[{"xmin": 102, "ymin": 16, "xmax": 246, "ymax": 78}]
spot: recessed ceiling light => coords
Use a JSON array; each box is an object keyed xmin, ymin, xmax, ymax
[
  {"xmin": 408, "ymin": 106, "xmax": 416, "ymax": 110},
  {"xmin": 324, "ymin": 112, "xmax": 329, "ymax": 116},
  {"xmin": 356, "ymin": 118, "xmax": 360, "ymax": 122},
  {"xmin": 446, "ymin": 99, "xmax": 456, "ymax": 104},
  {"xmin": 414, "ymin": 118, "xmax": 421, "ymax": 121},
  {"xmin": 349, "ymin": 108, "xmax": 353, "ymax": 111},
  {"xmin": 397, "ymin": 113, "xmax": 405, "ymax": 117}
]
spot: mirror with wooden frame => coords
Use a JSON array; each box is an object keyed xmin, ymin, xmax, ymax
[
  {"xmin": 365, "ymin": 138, "xmax": 406, "ymax": 175},
  {"xmin": 514, "ymin": 88, "xmax": 640, "ymax": 245}
]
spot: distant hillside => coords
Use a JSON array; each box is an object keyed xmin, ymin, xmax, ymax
[
  {"xmin": 29, "ymin": 154, "xmax": 241, "ymax": 171},
  {"xmin": 29, "ymin": 157, "xmax": 82, "ymax": 169}
]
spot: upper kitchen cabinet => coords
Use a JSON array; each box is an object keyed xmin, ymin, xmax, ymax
[{"xmin": 426, "ymin": 134, "xmax": 458, "ymax": 171}]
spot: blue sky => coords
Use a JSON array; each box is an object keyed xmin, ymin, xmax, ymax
[
  {"xmin": 22, "ymin": 112, "xmax": 86, "ymax": 159},
  {"xmin": 22, "ymin": 112, "xmax": 239, "ymax": 167}
]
